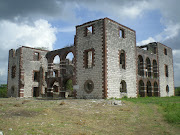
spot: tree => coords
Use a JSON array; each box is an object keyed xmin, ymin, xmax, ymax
[
  {"xmin": 0, "ymin": 84, "xmax": 7, "ymax": 98},
  {"xmin": 65, "ymin": 79, "xmax": 73, "ymax": 91}
]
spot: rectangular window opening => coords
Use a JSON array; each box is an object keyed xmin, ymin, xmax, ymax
[
  {"xmin": 33, "ymin": 87, "xmax": 39, "ymax": 97},
  {"xmin": 34, "ymin": 52, "xmax": 40, "ymax": 61},
  {"xmin": 87, "ymin": 51, "xmax": 93, "ymax": 68},
  {"xmin": 87, "ymin": 26, "xmax": 92, "ymax": 33},
  {"xmin": 119, "ymin": 29, "xmax": 125, "ymax": 38},
  {"xmin": 165, "ymin": 65, "xmax": 168, "ymax": 77},
  {"xmin": 120, "ymin": 50, "xmax": 126, "ymax": 69},
  {"xmin": 164, "ymin": 48, "xmax": 167, "ymax": 55},
  {"xmin": 84, "ymin": 49, "xmax": 94, "ymax": 68},
  {"xmin": 34, "ymin": 71, "xmax": 39, "ymax": 82},
  {"xmin": 153, "ymin": 47, "xmax": 157, "ymax": 54}
]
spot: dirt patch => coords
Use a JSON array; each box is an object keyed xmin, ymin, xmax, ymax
[
  {"xmin": 59, "ymin": 101, "xmax": 66, "ymax": 105},
  {"xmin": 14, "ymin": 103, "xmax": 21, "ymax": 107},
  {"xmin": 21, "ymin": 100, "xmax": 31, "ymax": 104},
  {"xmin": 3, "ymin": 109, "xmax": 40, "ymax": 118}
]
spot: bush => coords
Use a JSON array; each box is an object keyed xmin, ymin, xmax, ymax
[{"xmin": 0, "ymin": 84, "xmax": 7, "ymax": 98}]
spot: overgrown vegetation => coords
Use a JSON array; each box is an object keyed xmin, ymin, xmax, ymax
[
  {"xmin": 0, "ymin": 84, "xmax": 7, "ymax": 98},
  {"xmin": 121, "ymin": 96, "xmax": 180, "ymax": 125}
]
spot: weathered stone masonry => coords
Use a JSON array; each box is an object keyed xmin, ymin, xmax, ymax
[{"xmin": 7, "ymin": 18, "xmax": 175, "ymax": 98}]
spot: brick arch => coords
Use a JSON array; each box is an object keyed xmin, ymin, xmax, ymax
[
  {"xmin": 61, "ymin": 50, "xmax": 75, "ymax": 61},
  {"xmin": 53, "ymin": 55, "xmax": 61, "ymax": 64},
  {"xmin": 46, "ymin": 46, "xmax": 75, "ymax": 63},
  {"xmin": 49, "ymin": 78, "xmax": 60, "ymax": 88}
]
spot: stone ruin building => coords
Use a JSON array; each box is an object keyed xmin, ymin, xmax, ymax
[{"xmin": 7, "ymin": 18, "xmax": 175, "ymax": 99}]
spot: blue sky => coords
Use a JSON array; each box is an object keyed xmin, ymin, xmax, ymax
[{"xmin": 0, "ymin": 0, "xmax": 180, "ymax": 86}]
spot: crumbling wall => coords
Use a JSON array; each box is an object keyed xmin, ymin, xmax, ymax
[
  {"xmin": 136, "ymin": 43, "xmax": 159, "ymax": 97},
  {"xmin": 22, "ymin": 47, "xmax": 48, "ymax": 97}
]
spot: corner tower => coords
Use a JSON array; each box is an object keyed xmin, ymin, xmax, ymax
[{"xmin": 105, "ymin": 18, "xmax": 137, "ymax": 98}]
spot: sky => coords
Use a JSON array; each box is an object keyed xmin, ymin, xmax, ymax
[{"xmin": 0, "ymin": 0, "xmax": 180, "ymax": 86}]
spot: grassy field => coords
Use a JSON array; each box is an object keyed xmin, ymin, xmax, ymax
[
  {"xmin": 121, "ymin": 96, "xmax": 180, "ymax": 124},
  {"xmin": 0, "ymin": 97, "xmax": 179, "ymax": 135}
]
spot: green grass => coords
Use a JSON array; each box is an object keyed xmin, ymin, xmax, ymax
[{"xmin": 121, "ymin": 96, "xmax": 180, "ymax": 125}]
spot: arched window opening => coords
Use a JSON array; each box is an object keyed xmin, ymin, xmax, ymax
[
  {"xmin": 53, "ymin": 55, "xmax": 60, "ymax": 64},
  {"xmin": 166, "ymin": 85, "xmax": 169, "ymax": 93},
  {"xmin": 153, "ymin": 60, "xmax": 158, "ymax": 78},
  {"xmin": 53, "ymin": 71, "xmax": 57, "ymax": 77},
  {"xmin": 138, "ymin": 55, "xmax": 144, "ymax": 76},
  {"xmin": 66, "ymin": 52, "xmax": 74, "ymax": 65},
  {"xmin": 11, "ymin": 86, "xmax": 15, "ymax": 94},
  {"xmin": 154, "ymin": 82, "xmax": 158, "ymax": 97},
  {"xmin": 139, "ymin": 80, "xmax": 145, "ymax": 97},
  {"xmin": 147, "ymin": 81, "xmax": 152, "ymax": 97},
  {"xmin": 120, "ymin": 50, "xmax": 126, "ymax": 69},
  {"xmin": 146, "ymin": 58, "xmax": 151, "ymax": 77},
  {"xmin": 120, "ymin": 80, "xmax": 127, "ymax": 93},
  {"xmin": 53, "ymin": 82, "xmax": 59, "ymax": 92}
]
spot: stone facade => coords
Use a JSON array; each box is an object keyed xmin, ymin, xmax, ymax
[
  {"xmin": 157, "ymin": 43, "xmax": 174, "ymax": 97},
  {"xmin": 75, "ymin": 19, "xmax": 104, "ymax": 99},
  {"xmin": 7, "ymin": 18, "xmax": 175, "ymax": 98},
  {"xmin": 105, "ymin": 18, "xmax": 137, "ymax": 98}
]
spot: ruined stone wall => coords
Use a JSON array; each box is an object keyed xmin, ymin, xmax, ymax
[
  {"xmin": 105, "ymin": 19, "xmax": 137, "ymax": 98},
  {"xmin": 22, "ymin": 47, "xmax": 48, "ymax": 97},
  {"xmin": 76, "ymin": 19, "xmax": 104, "ymax": 99},
  {"xmin": 7, "ymin": 49, "xmax": 21, "ymax": 97},
  {"xmin": 157, "ymin": 43, "xmax": 174, "ymax": 96}
]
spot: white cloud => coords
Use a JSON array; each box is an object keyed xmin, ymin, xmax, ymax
[
  {"xmin": 137, "ymin": 37, "xmax": 156, "ymax": 46},
  {"xmin": 0, "ymin": 19, "xmax": 57, "ymax": 50},
  {"xmin": 0, "ymin": 19, "xmax": 57, "ymax": 84},
  {"xmin": 77, "ymin": 0, "xmax": 151, "ymax": 20}
]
